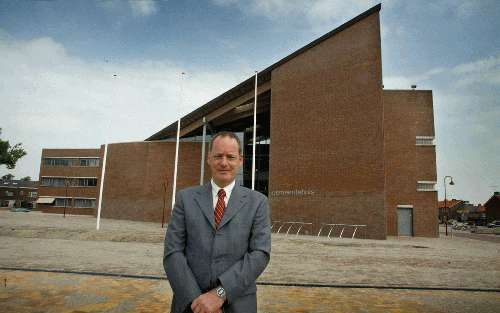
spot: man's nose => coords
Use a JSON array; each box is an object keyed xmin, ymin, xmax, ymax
[{"xmin": 219, "ymin": 157, "xmax": 229, "ymax": 166}]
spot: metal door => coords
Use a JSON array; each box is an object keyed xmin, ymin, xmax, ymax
[{"xmin": 397, "ymin": 207, "xmax": 413, "ymax": 236}]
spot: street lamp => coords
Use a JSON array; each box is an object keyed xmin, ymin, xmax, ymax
[{"xmin": 443, "ymin": 175, "xmax": 455, "ymax": 236}]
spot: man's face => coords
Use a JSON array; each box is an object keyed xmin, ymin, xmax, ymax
[{"xmin": 207, "ymin": 136, "xmax": 243, "ymax": 188}]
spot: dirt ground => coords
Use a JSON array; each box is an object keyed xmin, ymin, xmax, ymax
[
  {"xmin": 1, "ymin": 210, "xmax": 499, "ymax": 312},
  {"xmin": 2, "ymin": 270, "xmax": 500, "ymax": 313}
]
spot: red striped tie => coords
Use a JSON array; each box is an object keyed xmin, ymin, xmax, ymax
[{"xmin": 214, "ymin": 189, "xmax": 226, "ymax": 229}]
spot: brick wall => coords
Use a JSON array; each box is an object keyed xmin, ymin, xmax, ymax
[
  {"xmin": 269, "ymin": 12, "xmax": 386, "ymax": 239},
  {"xmin": 383, "ymin": 90, "xmax": 438, "ymax": 237},
  {"xmin": 100, "ymin": 141, "xmax": 208, "ymax": 223}
]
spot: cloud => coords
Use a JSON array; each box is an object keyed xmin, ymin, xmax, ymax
[
  {"xmin": 0, "ymin": 34, "xmax": 248, "ymax": 179},
  {"xmin": 98, "ymin": 0, "xmax": 160, "ymax": 17},
  {"xmin": 452, "ymin": 54, "xmax": 500, "ymax": 87},
  {"xmin": 212, "ymin": 0, "xmax": 382, "ymax": 29},
  {"xmin": 129, "ymin": 0, "xmax": 158, "ymax": 16},
  {"xmin": 212, "ymin": 0, "xmax": 238, "ymax": 6},
  {"xmin": 384, "ymin": 54, "xmax": 500, "ymax": 89},
  {"xmin": 426, "ymin": 0, "xmax": 497, "ymax": 19}
]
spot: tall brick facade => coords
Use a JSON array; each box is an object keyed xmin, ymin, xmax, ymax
[
  {"xmin": 383, "ymin": 90, "xmax": 438, "ymax": 237},
  {"xmin": 269, "ymin": 10, "xmax": 386, "ymax": 239}
]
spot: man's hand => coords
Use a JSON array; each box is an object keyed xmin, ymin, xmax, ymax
[{"xmin": 190, "ymin": 290, "xmax": 224, "ymax": 313}]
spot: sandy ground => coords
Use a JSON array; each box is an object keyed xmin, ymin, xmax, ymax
[
  {"xmin": 1, "ymin": 210, "xmax": 499, "ymax": 289},
  {"xmin": 2, "ymin": 270, "xmax": 500, "ymax": 313}
]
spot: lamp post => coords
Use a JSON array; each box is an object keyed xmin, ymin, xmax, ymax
[{"xmin": 443, "ymin": 175, "xmax": 454, "ymax": 236}]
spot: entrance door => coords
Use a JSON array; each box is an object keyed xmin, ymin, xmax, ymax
[{"xmin": 397, "ymin": 207, "xmax": 413, "ymax": 236}]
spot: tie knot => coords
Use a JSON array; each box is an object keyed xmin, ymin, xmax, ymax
[{"xmin": 217, "ymin": 189, "xmax": 226, "ymax": 198}]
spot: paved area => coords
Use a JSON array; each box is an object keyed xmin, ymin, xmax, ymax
[
  {"xmin": 1, "ymin": 270, "xmax": 499, "ymax": 313},
  {"xmin": 1, "ymin": 211, "xmax": 499, "ymax": 312}
]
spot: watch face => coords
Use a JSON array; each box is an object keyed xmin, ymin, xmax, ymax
[{"xmin": 216, "ymin": 287, "xmax": 225, "ymax": 297}]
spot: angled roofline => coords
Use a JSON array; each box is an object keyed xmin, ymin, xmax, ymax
[
  {"xmin": 146, "ymin": 3, "xmax": 381, "ymax": 141},
  {"xmin": 484, "ymin": 194, "xmax": 500, "ymax": 208},
  {"xmin": 259, "ymin": 3, "xmax": 381, "ymax": 75}
]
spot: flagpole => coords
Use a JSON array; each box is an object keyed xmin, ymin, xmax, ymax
[
  {"xmin": 200, "ymin": 117, "xmax": 207, "ymax": 185},
  {"xmin": 251, "ymin": 71, "xmax": 258, "ymax": 190},
  {"xmin": 171, "ymin": 72, "xmax": 184, "ymax": 210},
  {"xmin": 96, "ymin": 143, "xmax": 108, "ymax": 230}
]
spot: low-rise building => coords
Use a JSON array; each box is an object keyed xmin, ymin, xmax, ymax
[
  {"xmin": 437, "ymin": 199, "xmax": 465, "ymax": 223},
  {"xmin": 461, "ymin": 203, "xmax": 486, "ymax": 225},
  {"xmin": 37, "ymin": 148, "xmax": 104, "ymax": 215},
  {"xmin": 0, "ymin": 179, "xmax": 38, "ymax": 209}
]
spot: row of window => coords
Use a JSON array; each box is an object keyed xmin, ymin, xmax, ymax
[
  {"xmin": 3, "ymin": 191, "xmax": 38, "ymax": 197},
  {"xmin": 415, "ymin": 136, "xmax": 435, "ymax": 146},
  {"xmin": 40, "ymin": 177, "xmax": 98, "ymax": 187},
  {"xmin": 417, "ymin": 181, "xmax": 436, "ymax": 192},
  {"xmin": 53, "ymin": 197, "xmax": 96, "ymax": 208},
  {"xmin": 43, "ymin": 157, "xmax": 100, "ymax": 167}
]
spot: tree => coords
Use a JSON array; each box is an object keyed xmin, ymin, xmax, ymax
[
  {"xmin": 20, "ymin": 176, "xmax": 31, "ymax": 181},
  {"xmin": 1, "ymin": 173, "xmax": 14, "ymax": 181},
  {"xmin": 0, "ymin": 128, "xmax": 27, "ymax": 169}
]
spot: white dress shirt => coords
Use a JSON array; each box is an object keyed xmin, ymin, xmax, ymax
[{"xmin": 211, "ymin": 179, "xmax": 235, "ymax": 210}]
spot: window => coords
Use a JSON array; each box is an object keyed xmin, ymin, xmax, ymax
[
  {"xmin": 41, "ymin": 177, "xmax": 67, "ymax": 187},
  {"xmin": 29, "ymin": 191, "xmax": 38, "ymax": 198},
  {"xmin": 43, "ymin": 157, "xmax": 99, "ymax": 167},
  {"xmin": 416, "ymin": 136, "xmax": 435, "ymax": 146},
  {"xmin": 417, "ymin": 181, "xmax": 436, "ymax": 192},
  {"xmin": 79, "ymin": 158, "xmax": 99, "ymax": 167},
  {"xmin": 74, "ymin": 198, "xmax": 96, "ymax": 208},
  {"xmin": 41, "ymin": 177, "xmax": 97, "ymax": 187},
  {"xmin": 75, "ymin": 178, "xmax": 97, "ymax": 187},
  {"xmin": 43, "ymin": 158, "xmax": 71, "ymax": 166},
  {"xmin": 54, "ymin": 198, "xmax": 71, "ymax": 207},
  {"xmin": 5, "ymin": 191, "xmax": 14, "ymax": 197}
]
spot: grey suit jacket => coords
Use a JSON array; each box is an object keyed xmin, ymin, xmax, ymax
[{"xmin": 163, "ymin": 183, "xmax": 271, "ymax": 313}]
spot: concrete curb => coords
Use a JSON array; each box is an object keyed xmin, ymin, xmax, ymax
[{"xmin": 2, "ymin": 267, "xmax": 499, "ymax": 293}]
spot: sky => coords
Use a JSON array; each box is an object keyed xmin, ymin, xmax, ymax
[{"xmin": 0, "ymin": 0, "xmax": 499, "ymax": 204}]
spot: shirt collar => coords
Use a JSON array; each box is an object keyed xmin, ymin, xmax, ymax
[{"xmin": 211, "ymin": 179, "xmax": 236, "ymax": 197}]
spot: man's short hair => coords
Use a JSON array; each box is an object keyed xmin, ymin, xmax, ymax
[{"xmin": 209, "ymin": 131, "xmax": 242, "ymax": 155}]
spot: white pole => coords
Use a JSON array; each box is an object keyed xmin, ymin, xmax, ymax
[
  {"xmin": 171, "ymin": 72, "xmax": 184, "ymax": 210},
  {"xmin": 96, "ymin": 143, "xmax": 108, "ymax": 230},
  {"xmin": 251, "ymin": 71, "xmax": 258, "ymax": 190},
  {"xmin": 200, "ymin": 117, "xmax": 206, "ymax": 185}
]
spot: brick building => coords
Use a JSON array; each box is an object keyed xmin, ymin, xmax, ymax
[
  {"xmin": 144, "ymin": 4, "xmax": 437, "ymax": 239},
  {"xmin": 437, "ymin": 199, "xmax": 465, "ymax": 223},
  {"xmin": 38, "ymin": 5, "xmax": 438, "ymax": 239},
  {"xmin": 37, "ymin": 148, "xmax": 103, "ymax": 215},
  {"xmin": 484, "ymin": 192, "xmax": 500, "ymax": 221},
  {"xmin": 0, "ymin": 179, "xmax": 38, "ymax": 209}
]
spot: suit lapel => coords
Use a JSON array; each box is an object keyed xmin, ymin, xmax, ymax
[
  {"xmin": 193, "ymin": 183, "xmax": 216, "ymax": 230},
  {"xmin": 218, "ymin": 185, "xmax": 247, "ymax": 229}
]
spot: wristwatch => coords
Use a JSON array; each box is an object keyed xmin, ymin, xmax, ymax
[{"xmin": 215, "ymin": 285, "xmax": 226, "ymax": 300}]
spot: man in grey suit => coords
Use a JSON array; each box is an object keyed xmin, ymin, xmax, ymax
[{"xmin": 164, "ymin": 131, "xmax": 271, "ymax": 313}]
